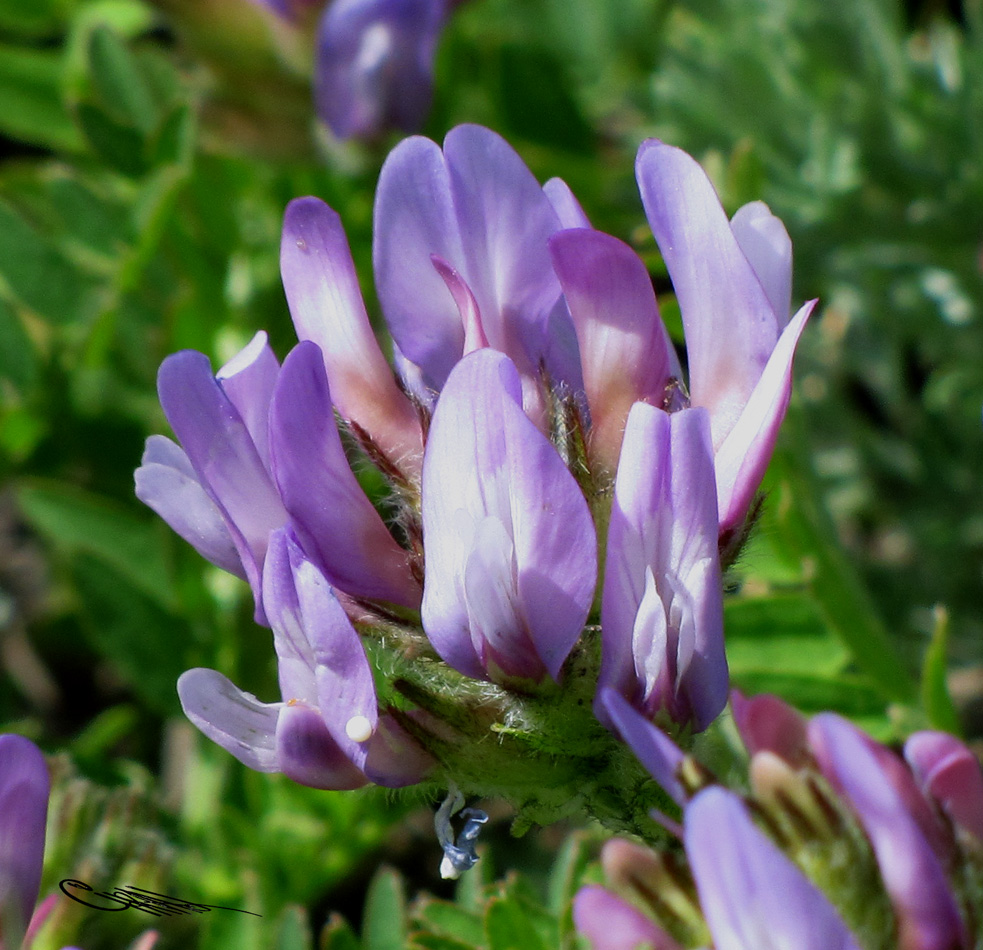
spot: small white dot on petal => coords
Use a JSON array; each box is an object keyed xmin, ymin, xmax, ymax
[{"xmin": 345, "ymin": 715, "xmax": 374, "ymax": 743}]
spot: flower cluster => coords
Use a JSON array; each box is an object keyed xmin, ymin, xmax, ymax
[
  {"xmin": 576, "ymin": 689, "xmax": 983, "ymax": 949},
  {"xmin": 136, "ymin": 124, "xmax": 812, "ymax": 823},
  {"xmin": 247, "ymin": 0, "xmax": 466, "ymax": 140}
]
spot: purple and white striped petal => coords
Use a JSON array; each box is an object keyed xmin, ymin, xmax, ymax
[
  {"xmin": 574, "ymin": 885, "xmax": 679, "ymax": 950},
  {"xmin": 157, "ymin": 349, "xmax": 288, "ymax": 622},
  {"xmin": 421, "ymin": 349, "xmax": 596, "ymax": 683},
  {"xmin": 906, "ymin": 731, "xmax": 983, "ymax": 842},
  {"xmin": 280, "ymin": 197, "xmax": 422, "ymax": 468},
  {"xmin": 314, "ymin": 0, "xmax": 446, "ymax": 141},
  {"xmin": 550, "ymin": 228, "xmax": 676, "ymax": 470},
  {"xmin": 600, "ymin": 404, "xmax": 726, "ymax": 731},
  {"xmin": 374, "ymin": 125, "xmax": 568, "ymax": 402},
  {"xmin": 270, "ymin": 341, "xmax": 420, "ymax": 607},
  {"xmin": 809, "ymin": 714, "xmax": 966, "ymax": 950},
  {"xmin": 686, "ymin": 787, "xmax": 862, "ymax": 950},
  {"xmin": 0, "ymin": 734, "xmax": 49, "ymax": 950},
  {"xmin": 635, "ymin": 140, "xmax": 784, "ymax": 448},
  {"xmin": 134, "ymin": 436, "xmax": 244, "ymax": 578}
]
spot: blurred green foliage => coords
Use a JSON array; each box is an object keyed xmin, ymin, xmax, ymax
[{"xmin": 0, "ymin": 0, "xmax": 980, "ymax": 946}]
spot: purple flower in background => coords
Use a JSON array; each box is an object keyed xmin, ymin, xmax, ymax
[
  {"xmin": 597, "ymin": 405, "xmax": 727, "ymax": 732},
  {"xmin": 420, "ymin": 349, "xmax": 596, "ymax": 685},
  {"xmin": 179, "ymin": 529, "xmax": 431, "ymax": 790}
]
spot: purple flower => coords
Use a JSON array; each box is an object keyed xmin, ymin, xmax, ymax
[
  {"xmin": 905, "ymin": 730, "xmax": 983, "ymax": 843},
  {"xmin": 635, "ymin": 142, "xmax": 815, "ymax": 533},
  {"xmin": 597, "ymin": 405, "xmax": 727, "ymax": 732},
  {"xmin": 573, "ymin": 886, "xmax": 676, "ymax": 950},
  {"xmin": 178, "ymin": 529, "xmax": 432, "ymax": 789},
  {"xmin": 420, "ymin": 349, "xmax": 596, "ymax": 685},
  {"xmin": 135, "ymin": 331, "xmax": 286, "ymax": 624},
  {"xmin": 0, "ymin": 735, "xmax": 48, "ymax": 950},
  {"xmin": 315, "ymin": 0, "xmax": 448, "ymax": 141}
]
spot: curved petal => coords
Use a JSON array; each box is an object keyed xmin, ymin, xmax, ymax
[
  {"xmin": 275, "ymin": 701, "xmax": 367, "ymax": 791},
  {"xmin": 270, "ymin": 342, "xmax": 420, "ymax": 607},
  {"xmin": 729, "ymin": 201, "xmax": 792, "ymax": 326},
  {"xmin": 421, "ymin": 349, "xmax": 596, "ymax": 683},
  {"xmin": 363, "ymin": 715, "xmax": 434, "ymax": 787},
  {"xmin": 686, "ymin": 787, "xmax": 861, "ymax": 950},
  {"xmin": 573, "ymin": 886, "xmax": 677, "ymax": 950},
  {"xmin": 0, "ymin": 734, "xmax": 49, "ymax": 950},
  {"xmin": 135, "ymin": 436, "xmax": 244, "ymax": 578},
  {"xmin": 549, "ymin": 228, "xmax": 674, "ymax": 470},
  {"xmin": 281, "ymin": 197, "xmax": 422, "ymax": 467},
  {"xmin": 543, "ymin": 177, "xmax": 591, "ymax": 229},
  {"xmin": 314, "ymin": 0, "xmax": 445, "ymax": 140},
  {"xmin": 809, "ymin": 714, "xmax": 965, "ymax": 950},
  {"xmin": 714, "ymin": 300, "xmax": 814, "ymax": 532},
  {"xmin": 177, "ymin": 668, "xmax": 280, "ymax": 773},
  {"xmin": 600, "ymin": 404, "xmax": 726, "ymax": 731},
  {"xmin": 158, "ymin": 351, "xmax": 287, "ymax": 623},
  {"xmin": 635, "ymin": 140, "xmax": 783, "ymax": 446},
  {"xmin": 730, "ymin": 690, "xmax": 810, "ymax": 768},
  {"xmin": 905, "ymin": 731, "xmax": 983, "ymax": 842},
  {"xmin": 216, "ymin": 330, "xmax": 279, "ymax": 472}
]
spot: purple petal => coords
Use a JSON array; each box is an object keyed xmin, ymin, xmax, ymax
[
  {"xmin": 550, "ymin": 228, "xmax": 675, "ymax": 470},
  {"xmin": 713, "ymin": 300, "xmax": 814, "ymax": 532},
  {"xmin": 363, "ymin": 715, "xmax": 434, "ymax": 787},
  {"xmin": 269, "ymin": 342, "xmax": 420, "ymax": 607},
  {"xmin": 600, "ymin": 404, "xmax": 726, "ymax": 731},
  {"xmin": 809, "ymin": 714, "xmax": 966, "ymax": 950},
  {"xmin": 421, "ymin": 349, "xmax": 596, "ymax": 682},
  {"xmin": 431, "ymin": 255, "xmax": 488, "ymax": 353},
  {"xmin": 543, "ymin": 177, "xmax": 591, "ymax": 229},
  {"xmin": 729, "ymin": 201, "xmax": 793, "ymax": 325},
  {"xmin": 905, "ymin": 731, "xmax": 983, "ymax": 842},
  {"xmin": 686, "ymin": 787, "xmax": 861, "ymax": 950},
  {"xmin": 280, "ymin": 197, "xmax": 422, "ymax": 467},
  {"xmin": 275, "ymin": 701, "xmax": 367, "ymax": 790},
  {"xmin": 573, "ymin": 886, "xmax": 678, "ymax": 950},
  {"xmin": 730, "ymin": 690, "xmax": 810, "ymax": 768},
  {"xmin": 314, "ymin": 0, "xmax": 445, "ymax": 141},
  {"xmin": 597, "ymin": 689, "xmax": 686, "ymax": 807},
  {"xmin": 135, "ymin": 436, "xmax": 244, "ymax": 578},
  {"xmin": 635, "ymin": 140, "xmax": 783, "ymax": 447},
  {"xmin": 215, "ymin": 330, "xmax": 279, "ymax": 472},
  {"xmin": 0, "ymin": 734, "xmax": 49, "ymax": 949},
  {"xmin": 158, "ymin": 350, "xmax": 287, "ymax": 621},
  {"xmin": 177, "ymin": 668, "xmax": 280, "ymax": 772}
]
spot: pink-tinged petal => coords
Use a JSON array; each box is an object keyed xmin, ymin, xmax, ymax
[
  {"xmin": 135, "ymin": 436, "xmax": 244, "ymax": 578},
  {"xmin": 809, "ymin": 714, "xmax": 966, "ymax": 950},
  {"xmin": 270, "ymin": 342, "xmax": 420, "ymax": 607},
  {"xmin": 686, "ymin": 787, "xmax": 861, "ymax": 950},
  {"xmin": 431, "ymin": 255, "xmax": 489, "ymax": 353},
  {"xmin": 550, "ymin": 228, "xmax": 675, "ymax": 470},
  {"xmin": 635, "ymin": 140, "xmax": 782, "ymax": 446},
  {"xmin": 314, "ymin": 0, "xmax": 445, "ymax": 141},
  {"xmin": 0, "ymin": 734, "xmax": 49, "ymax": 950},
  {"xmin": 600, "ymin": 404, "xmax": 726, "ymax": 731},
  {"xmin": 275, "ymin": 701, "xmax": 367, "ymax": 791},
  {"xmin": 574, "ymin": 885, "xmax": 677, "ymax": 950},
  {"xmin": 281, "ymin": 198, "xmax": 422, "ymax": 467},
  {"xmin": 363, "ymin": 715, "xmax": 434, "ymax": 787},
  {"xmin": 421, "ymin": 350, "xmax": 596, "ymax": 683},
  {"xmin": 158, "ymin": 350, "xmax": 287, "ymax": 622},
  {"xmin": 543, "ymin": 177, "xmax": 591, "ymax": 229},
  {"xmin": 729, "ymin": 202, "xmax": 793, "ymax": 326},
  {"xmin": 598, "ymin": 689, "xmax": 686, "ymax": 807},
  {"xmin": 730, "ymin": 690, "xmax": 810, "ymax": 768},
  {"xmin": 215, "ymin": 330, "xmax": 279, "ymax": 472},
  {"xmin": 714, "ymin": 300, "xmax": 814, "ymax": 532},
  {"xmin": 374, "ymin": 133, "xmax": 467, "ymax": 386},
  {"xmin": 906, "ymin": 731, "xmax": 983, "ymax": 842},
  {"xmin": 177, "ymin": 669, "xmax": 280, "ymax": 772}
]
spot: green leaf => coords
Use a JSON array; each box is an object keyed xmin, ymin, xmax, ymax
[
  {"xmin": 0, "ymin": 297, "xmax": 38, "ymax": 391},
  {"xmin": 87, "ymin": 25, "xmax": 158, "ymax": 132},
  {"xmin": 921, "ymin": 605, "xmax": 961, "ymax": 735},
  {"xmin": 413, "ymin": 898, "xmax": 484, "ymax": 945},
  {"xmin": 546, "ymin": 832, "xmax": 593, "ymax": 941},
  {"xmin": 0, "ymin": 0, "xmax": 64, "ymax": 37},
  {"xmin": 75, "ymin": 101, "xmax": 147, "ymax": 177},
  {"xmin": 363, "ymin": 867, "xmax": 407, "ymax": 950},
  {"xmin": 484, "ymin": 894, "xmax": 556, "ymax": 950},
  {"xmin": 149, "ymin": 103, "xmax": 195, "ymax": 168},
  {"xmin": 16, "ymin": 481, "xmax": 176, "ymax": 609},
  {"xmin": 0, "ymin": 44, "xmax": 82, "ymax": 152},
  {"xmin": 409, "ymin": 934, "xmax": 477, "ymax": 950},
  {"xmin": 319, "ymin": 914, "xmax": 361, "ymax": 950},
  {"xmin": 276, "ymin": 906, "xmax": 313, "ymax": 950}
]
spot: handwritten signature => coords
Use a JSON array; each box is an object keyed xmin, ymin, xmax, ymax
[{"xmin": 59, "ymin": 880, "xmax": 262, "ymax": 918}]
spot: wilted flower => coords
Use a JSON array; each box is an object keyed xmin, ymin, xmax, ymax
[
  {"xmin": 138, "ymin": 126, "xmax": 809, "ymax": 823},
  {"xmin": 588, "ymin": 689, "xmax": 979, "ymax": 950}
]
